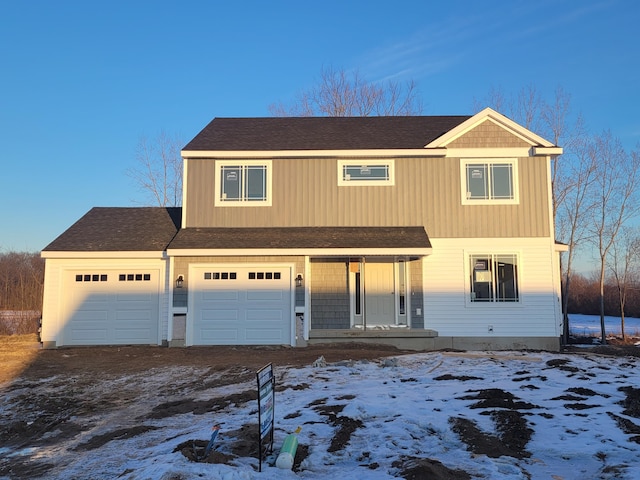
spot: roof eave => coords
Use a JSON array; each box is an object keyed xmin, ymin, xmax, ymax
[
  {"xmin": 41, "ymin": 251, "xmax": 168, "ymax": 259},
  {"xmin": 181, "ymin": 149, "xmax": 448, "ymax": 159},
  {"xmin": 167, "ymin": 247, "xmax": 432, "ymax": 257}
]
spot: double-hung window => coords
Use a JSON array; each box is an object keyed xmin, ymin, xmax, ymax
[
  {"xmin": 469, "ymin": 253, "xmax": 519, "ymax": 302},
  {"xmin": 338, "ymin": 159, "xmax": 394, "ymax": 186},
  {"xmin": 461, "ymin": 159, "xmax": 518, "ymax": 204},
  {"xmin": 215, "ymin": 160, "xmax": 272, "ymax": 206}
]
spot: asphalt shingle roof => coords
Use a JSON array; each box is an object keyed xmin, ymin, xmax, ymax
[
  {"xmin": 43, "ymin": 207, "xmax": 182, "ymax": 252},
  {"xmin": 182, "ymin": 116, "xmax": 470, "ymax": 151},
  {"xmin": 168, "ymin": 226, "xmax": 431, "ymax": 250}
]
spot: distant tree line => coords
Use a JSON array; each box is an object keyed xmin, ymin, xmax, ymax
[
  {"xmin": 0, "ymin": 251, "xmax": 44, "ymax": 334},
  {"xmin": 567, "ymin": 273, "xmax": 640, "ymax": 324},
  {"xmin": 0, "ymin": 251, "xmax": 44, "ymax": 311}
]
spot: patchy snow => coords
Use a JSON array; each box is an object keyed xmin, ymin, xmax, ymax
[
  {"xmin": 3, "ymin": 349, "xmax": 640, "ymax": 479},
  {"xmin": 2, "ymin": 314, "xmax": 640, "ymax": 479}
]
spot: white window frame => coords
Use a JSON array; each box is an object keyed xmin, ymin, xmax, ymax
[
  {"xmin": 214, "ymin": 160, "xmax": 272, "ymax": 206},
  {"xmin": 337, "ymin": 159, "xmax": 395, "ymax": 186},
  {"xmin": 466, "ymin": 252, "xmax": 521, "ymax": 304},
  {"xmin": 460, "ymin": 158, "xmax": 519, "ymax": 205}
]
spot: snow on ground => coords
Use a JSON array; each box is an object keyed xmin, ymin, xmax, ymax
[
  {"xmin": 3, "ymin": 349, "xmax": 640, "ymax": 479},
  {"xmin": 2, "ymin": 314, "xmax": 640, "ymax": 479},
  {"xmin": 569, "ymin": 313, "xmax": 640, "ymax": 337}
]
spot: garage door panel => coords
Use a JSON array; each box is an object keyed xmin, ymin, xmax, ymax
[
  {"xmin": 200, "ymin": 329, "xmax": 239, "ymax": 342},
  {"xmin": 245, "ymin": 328, "xmax": 285, "ymax": 341},
  {"xmin": 114, "ymin": 328, "xmax": 154, "ymax": 341},
  {"xmin": 201, "ymin": 309, "xmax": 239, "ymax": 322},
  {"xmin": 245, "ymin": 309, "xmax": 284, "ymax": 322},
  {"xmin": 246, "ymin": 289, "xmax": 285, "ymax": 301},
  {"xmin": 203, "ymin": 291, "xmax": 239, "ymax": 301},
  {"xmin": 70, "ymin": 328, "xmax": 109, "ymax": 343}
]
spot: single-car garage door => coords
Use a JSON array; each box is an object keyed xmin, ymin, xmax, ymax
[
  {"xmin": 62, "ymin": 270, "xmax": 160, "ymax": 345},
  {"xmin": 190, "ymin": 265, "xmax": 292, "ymax": 345}
]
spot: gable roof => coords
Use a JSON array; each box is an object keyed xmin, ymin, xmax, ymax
[
  {"xmin": 42, "ymin": 207, "xmax": 181, "ymax": 253},
  {"xmin": 182, "ymin": 116, "xmax": 471, "ymax": 151},
  {"xmin": 167, "ymin": 226, "xmax": 431, "ymax": 256}
]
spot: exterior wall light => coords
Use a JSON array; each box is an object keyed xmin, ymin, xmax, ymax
[
  {"xmin": 176, "ymin": 275, "xmax": 184, "ymax": 289},
  {"xmin": 295, "ymin": 274, "xmax": 303, "ymax": 287}
]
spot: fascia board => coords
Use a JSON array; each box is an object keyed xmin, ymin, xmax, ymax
[
  {"xmin": 167, "ymin": 248, "xmax": 432, "ymax": 257},
  {"xmin": 554, "ymin": 243, "xmax": 569, "ymax": 252},
  {"xmin": 533, "ymin": 146, "xmax": 564, "ymax": 156},
  {"xmin": 181, "ymin": 149, "xmax": 447, "ymax": 159},
  {"xmin": 444, "ymin": 147, "xmax": 534, "ymax": 158},
  {"xmin": 425, "ymin": 107, "xmax": 556, "ymax": 149},
  {"xmin": 41, "ymin": 251, "xmax": 167, "ymax": 259}
]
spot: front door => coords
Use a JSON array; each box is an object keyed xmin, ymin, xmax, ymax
[{"xmin": 364, "ymin": 262, "xmax": 395, "ymax": 325}]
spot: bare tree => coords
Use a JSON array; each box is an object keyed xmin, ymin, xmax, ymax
[
  {"xmin": 609, "ymin": 226, "xmax": 640, "ymax": 341},
  {"xmin": 588, "ymin": 133, "xmax": 640, "ymax": 344},
  {"xmin": 127, "ymin": 131, "xmax": 184, "ymax": 207},
  {"xmin": 558, "ymin": 137, "xmax": 598, "ymax": 341},
  {"xmin": 269, "ymin": 66, "xmax": 423, "ymax": 117},
  {"xmin": 473, "ymin": 84, "xmax": 542, "ymax": 131}
]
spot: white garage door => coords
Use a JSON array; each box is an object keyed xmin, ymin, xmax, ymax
[
  {"xmin": 63, "ymin": 270, "xmax": 160, "ymax": 345},
  {"xmin": 191, "ymin": 265, "xmax": 292, "ymax": 345}
]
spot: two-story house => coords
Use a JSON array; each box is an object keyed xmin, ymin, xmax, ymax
[{"xmin": 41, "ymin": 108, "xmax": 566, "ymax": 350}]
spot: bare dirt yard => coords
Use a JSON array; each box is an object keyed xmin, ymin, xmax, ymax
[{"xmin": 2, "ymin": 335, "xmax": 640, "ymax": 479}]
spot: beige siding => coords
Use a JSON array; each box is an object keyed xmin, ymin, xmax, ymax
[
  {"xmin": 185, "ymin": 156, "xmax": 550, "ymax": 238},
  {"xmin": 447, "ymin": 120, "xmax": 531, "ymax": 148}
]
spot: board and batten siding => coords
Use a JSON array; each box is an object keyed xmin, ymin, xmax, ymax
[
  {"xmin": 423, "ymin": 238, "xmax": 562, "ymax": 338},
  {"xmin": 184, "ymin": 156, "xmax": 550, "ymax": 238}
]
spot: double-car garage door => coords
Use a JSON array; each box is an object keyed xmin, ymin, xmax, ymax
[
  {"xmin": 63, "ymin": 269, "xmax": 160, "ymax": 345},
  {"xmin": 190, "ymin": 265, "xmax": 292, "ymax": 345}
]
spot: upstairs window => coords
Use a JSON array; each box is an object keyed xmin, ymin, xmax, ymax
[
  {"xmin": 215, "ymin": 160, "xmax": 272, "ymax": 206},
  {"xmin": 469, "ymin": 254, "xmax": 519, "ymax": 303},
  {"xmin": 461, "ymin": 159, "xmax": 518, "ymax": 204},
  {"xmin": 338, "ymin": 160, "xmax": 394, "ymax": 186}
]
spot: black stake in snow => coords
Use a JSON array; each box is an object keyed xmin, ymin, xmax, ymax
[{"xmin": 257, "ymin": 363, "xmax": 275, "ymax": 472}]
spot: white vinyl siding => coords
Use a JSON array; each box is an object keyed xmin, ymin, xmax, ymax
[{"xmin": 423, "ymin": 237, "xmax": 561, "ymax": 337}]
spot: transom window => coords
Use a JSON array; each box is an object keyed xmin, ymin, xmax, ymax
[
  {"xmin": 461, "ymin": 159, "xmax": 518, "ymax": 204},
  {"xmin": 469, "ymin": 254, "xmax": 519, "ymax": 303},
  {"xmin": 338, "ymin": 160, "xmax": 394, "ymax": 186},
  {"xmin": 215, "ymin": 160, "xmax": 272, "ymax": 206}
]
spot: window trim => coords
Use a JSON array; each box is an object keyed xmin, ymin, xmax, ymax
[
  {"xmin": 337, "ymin": 159, "xmax": 395, "ymax": 186},
  {"xmin": 460, "ymin": 158, "xmax": 519, "ymax": 205},
  {"xmin": 466, "ymin": 252, "xmax": 521, "ymax": 305},
  {"xmin": 214, "ymin": 159, "xmax": 272, "ymax": 206}
]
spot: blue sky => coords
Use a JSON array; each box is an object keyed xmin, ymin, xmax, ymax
[{"xmin": 1, "ymin": 0, "xmax": 638, "ymax": 252}]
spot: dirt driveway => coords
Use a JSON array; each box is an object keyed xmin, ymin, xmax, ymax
[{"xmin": 2, "ymin": 335, "xmax": 639, "ymax": 479}]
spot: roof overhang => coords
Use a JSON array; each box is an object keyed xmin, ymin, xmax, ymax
[
  {"xmin": 166, "ymin": 227, "xmax": 432, "ymax": 258},
  {"xmin": 41, "ymin": 251, "xmax": 167, "ymax": 259},
  {"xmin": 181, "ymin": 148, "xmax": 448, "ymax": 159},
  {"xmin": 167, "ymin": 247, "xmax": 431, "ymax": 257}
]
